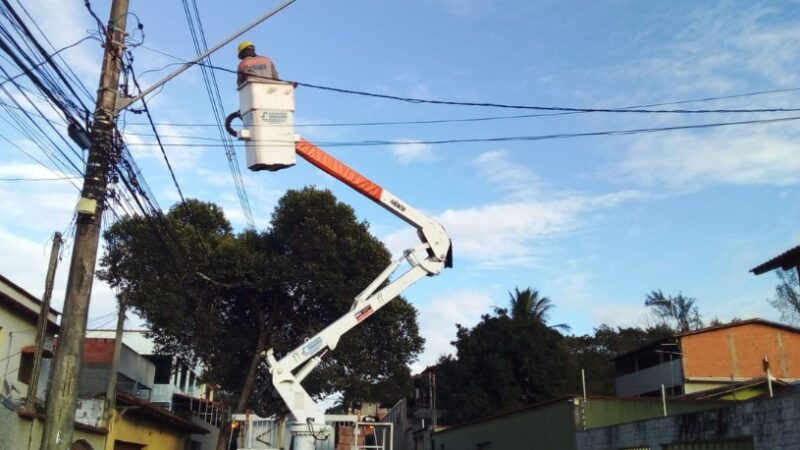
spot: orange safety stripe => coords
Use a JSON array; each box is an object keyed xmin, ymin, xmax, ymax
[{"xmin": 296, "ymin": 139, "xmax": 384, "ymax": 201}]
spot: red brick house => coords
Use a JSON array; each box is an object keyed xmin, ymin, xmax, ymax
[{"xmin": 614, "ymin": 319, "xmax": 800, "ymax": 397}]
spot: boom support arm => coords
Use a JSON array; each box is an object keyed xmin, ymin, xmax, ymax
[{"xmin": 264, "ymin": 138, "xmax": 452, "ymax": 425}]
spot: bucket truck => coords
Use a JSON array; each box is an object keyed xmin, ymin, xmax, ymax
[{"xmin": 227, "ymin": 79, "xmax": 452, "ymax": 450}]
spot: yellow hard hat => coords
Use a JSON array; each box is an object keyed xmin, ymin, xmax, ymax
[{"xmin": 237, "ymin": 40, "xmax": 254, "ymax": 55}]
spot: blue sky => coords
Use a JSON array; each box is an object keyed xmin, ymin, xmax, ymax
[{"xmin": 2, "ymin": 0, "xmax": 800, "ymax": 370}]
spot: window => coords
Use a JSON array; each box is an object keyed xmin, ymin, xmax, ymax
[
  {"xmin": 17, "ymin": 345, "xmax": 53, "ymax": 385},
  {"xmin": 148, "ymin": 355, "xmax": 173, "ymax": 384},
  {"xmin": 113, "ymin": 440, "xmax": 145, "ymax": 450},
  {"xmin": 18, "ymin": 351, "xmax": 34, "ymax": 384},
  {"xmin": 179, "ymin": 363, "xmax": 188, "ymax": 390}
]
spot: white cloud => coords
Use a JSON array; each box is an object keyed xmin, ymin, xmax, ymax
[
  {"xmin": 0, "ymin": 226, "xmax": 118, "ymax": 323},
  {"xmin": 382, "ymin": 150, "xmax": 633, "ymax": 267},
  {"xmin": 384, "ymin": 190, "xmax": 642, "ymax": 268},
  {"xmin": 597, "ymin": 5, "xmax": 800, "ymax": 192},
  {"xmin": 0, "ymin": 226, "xmax": 59, "ymax": 296},
  {"xmin": 123, "ymin": 124, "xmax": 207, "ymax": 171},
  {"xmin": 0, "ymin": 160, "xmax": 120, "ymax": 323},
  {"xmin": 549, "ymin": 270, "xmax": 593, "ymax": 311},
  {"xmin": 391, "ymin": 140, "xmax": 436, "ymax": 164},
  {"xmin": 0, "ymin": 163, "xmax": 79, "ymax": 235},
  {"xmin": 474, "ymin": 149, "xmax": 538, "ymax": 198},
  {"xmin": 548, "ymin": 269, "xmax": 654, "ymax": 330},
  {"xmin": 615, "ymin": 127, "xmax": 800, "ymax": 190},
  {"xmin": 0, "ymin": 162, "xmax": 72, "ymax": 179},
  {"xmin": 412, "ymin": 289, "xmax": 493, "ymax": 371},
  {"xmin": 24, "ymin": 0, "xmax": 100, "ymax": 79},
  {"xmin": 609, "ymin": 6, "xmax": 800, "ymax": 96}
]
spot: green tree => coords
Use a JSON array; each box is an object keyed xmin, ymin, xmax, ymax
[
  {"xmin": 565, "ymin": 324, "xmax": 673, "ymax": 395},
  {"xmin": 503, "ymin": 286, "xmax": 571, "ymax": 331},
  {"xmin": 435, "ymin": 312, "xmax": 574, "ymax": 424},
  {"xmin": 769, "ymin": 269, "xmax": 800, "ymax": 324},
  {"xmin": 645, "ymin": 290, "xmax": 703, "ymax": 332},
  {"xmin": 98, "ymin": 188, "xmax": 424, "ymax": 446}
]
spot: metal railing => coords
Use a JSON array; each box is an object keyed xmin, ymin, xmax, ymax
[{"xmin": 231, "ymin": 414, "xmax": 393, "ymax": 450}]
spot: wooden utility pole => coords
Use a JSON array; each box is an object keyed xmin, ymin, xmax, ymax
[
  {"xmin": 40, "ymin": 1, "xmax": 128, "ymax": 448},
  {"xmin": 102, "ymin": 296, "xmax": 126, "ymax": 427},
  {"xmin": 23, "ymin": 232, "xmax": 63, "ymax": 411}
]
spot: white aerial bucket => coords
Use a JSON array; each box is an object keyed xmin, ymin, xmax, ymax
[{"xmin": 237, "ymin": 79, "xmax": 296, "ymax": 171}]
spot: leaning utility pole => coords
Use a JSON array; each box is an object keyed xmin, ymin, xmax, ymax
[
  {"xmin": 24, "ymin": 232, "xmax": 63, "ymax": 411},
  {"xmin": 102, "ymin": 296, "xmax": 126, "ymax": 427},
  {"xmin": 41, "ymin": 1, "xmax": 128, "ymax": 448}
]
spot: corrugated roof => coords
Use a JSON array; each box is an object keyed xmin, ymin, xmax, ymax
[
  {"xmin": 751, "ymin": 244, "xmax": 800, "ymax": 275},
  {"xmin": 116, "ymin": 391, "xmax": 209, "ymax": 434},
  {"xmin": 678, "ymin": 376, "xmax": 790, "ymax": 400},
  {"xmin": 673, "ymin": 318, "xmax": 800, "ymax": 338}
]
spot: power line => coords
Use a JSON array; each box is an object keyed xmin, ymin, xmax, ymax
[
  {"xmin": 288, "ymin": 79, "xmax": 800, "ymax": 115},
  {"xmin": 0, "ymin": 34, "xmax": 97, "ymax": 91},
  {"xmin": 133, "ymin": 45, "xmax": 800, "ymax": 115},
  {"xmin": 0, "ymin": 12, "xmax": 86, "ymax": 128},
  {"xmin": 122, "ymin": 53, "xmax": 221, "ymax": 269},
  {"xmin": 0, "ymin": 175, "xmax": 82, "ymax": 181},
  {"xmin": 13, "ymin": 0, "xmax": 95, "ymax": 102},
  {"xmin": 0, "ymin": 65, "xmax": 84, "ymax": 172},
  {"xmin": 179, "ymin": 0, "xmax": 254, "ymax": 228},
  {"xmin": 122, "ymin": 114, "xmax": 800, "ymax": 148},
  {"xmin": 0, "ymin": 129, "xmax": 80, "ymax": 190},
  {"xmin": 126, "ymin": 56, "xmax": 189, "ymax": 207},
  {"xmin": 0, "ymin": 110, "xmax": 83, "ymax": 185},
  {"xmin": 0, "ymin": 0, "xmax": 193, "ymax": 283},
  {"xmin": 0, "ymin": 1, "xmax": 140, "ymax": 225},
  {"xmin": 0, "ymin": 1, "xmax": 90, "ymax": 119},
  {"xmin": 121, "ymin": 113, "xmax": 580, "ymax": 129}
]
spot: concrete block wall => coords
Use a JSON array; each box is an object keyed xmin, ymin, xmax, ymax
[
  {"xmin": 577, "ymin": 386, "xmax": 800, "ymax": 450},
  {"xmin": 78, "ymin": 365, "xmax": 112, "ymax": 396},
  {"xmin": 75, "ymin": 398, "xmax": 105, "ymax": 428}
]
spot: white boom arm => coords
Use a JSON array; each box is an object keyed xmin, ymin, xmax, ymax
[{"xmin": 264, "ymin": 138, "xmax": 452, "ymax": 426}]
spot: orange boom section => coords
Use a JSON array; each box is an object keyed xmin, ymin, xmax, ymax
[{"xmin": 295, "ymin": 139, "xmax": 384, "ymax": 201}]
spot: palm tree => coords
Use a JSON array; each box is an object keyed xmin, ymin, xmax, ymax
[
  {"xmin": 508, "ymin": 287, "xmax": 571, "ymax": 332},
  {"xmin": 644, "ymin": 290, "xmax": 703, "ymax": 332}
]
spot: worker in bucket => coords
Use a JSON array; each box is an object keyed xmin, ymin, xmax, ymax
[{"xmin": 236, "ymin": 40, "xmax": 279, "ymax": 86}]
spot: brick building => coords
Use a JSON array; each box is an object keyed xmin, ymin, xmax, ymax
[
  {"xmin": 77, "ymin": 335, "xmax": 220, "ymax": 449},
  {"xmin": 614, "ymin": 319, "xmax": 800, "ymax": 397}
]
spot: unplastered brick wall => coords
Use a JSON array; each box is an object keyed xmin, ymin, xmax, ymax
[
  {"xmin": 680, "ymin": 323, "xmax": 800, "ymax": 380},
  {"xmin": 577, "ymin": 385, "xmax": 800, "ymax": 450}
]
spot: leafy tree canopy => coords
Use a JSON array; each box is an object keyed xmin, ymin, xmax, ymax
[
  {"xmin": 769, "ymin": 269, "xmax": 800, "ymax": 324},
  {"xmin": 645, "ymin": 289, "xmax": 704, "ymax": 332},
  {"xmin": 564, "ymin": 324, "xmax": 673, "ymax": 395},
  {"xmin": 98, "ymin": 187, "xmax": 424, "ymax": 417},
  {"xmin": 436, "ymin": 308, "xmax": 574, "ymax": 424},
  {"xmin": 496, "ymin": 286, "xmax": 571, "ymax": 332}
]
